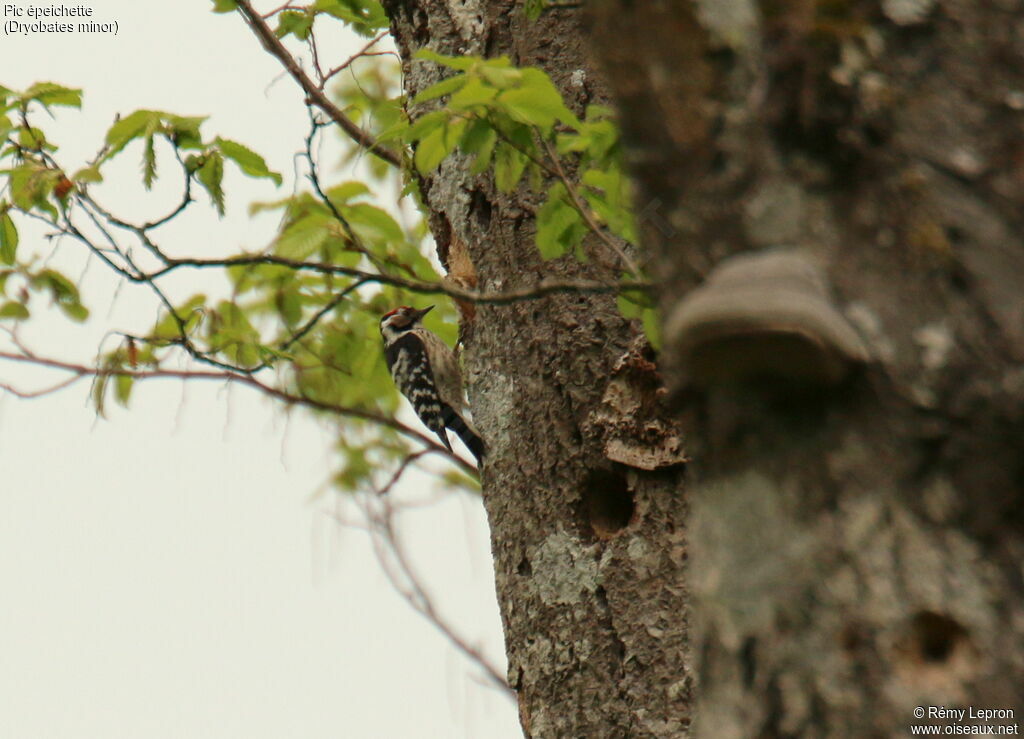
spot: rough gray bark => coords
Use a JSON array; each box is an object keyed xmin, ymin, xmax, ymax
[
  {"xmin": 382, "ymin": 1, "xmax": 690, "ymax": 736},
  {"xmin": 585, "ymin": 0, "xmax": 1024, "ymax": 736}
]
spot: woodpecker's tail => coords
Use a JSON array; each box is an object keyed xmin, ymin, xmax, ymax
[{"xmin": 442, "ymin": 407, "xmax": 486, "ymax": 464}]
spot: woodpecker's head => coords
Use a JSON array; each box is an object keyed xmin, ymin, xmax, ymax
[{"xmin": 380, "ymin": 305, "xmax": 433, "ymax": 342}]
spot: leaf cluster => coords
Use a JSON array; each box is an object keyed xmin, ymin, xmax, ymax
[
  {"xmin": 389, "ymin": 52, "xmax": 638, "ymax": 263},
  {"xmin": 2, "ymin": 10, "xmax": 654, "ymax": 496},
  {"xmin": 383, "ymin": 52, "xmax": 657, "ymax": 342},
  {"xmin": 270, "ymin": 0, "xmax": 388, "ymax": 40},
  {"xmin": 1, "ymin": 78, "xmax": 472, "ymax": 495}
]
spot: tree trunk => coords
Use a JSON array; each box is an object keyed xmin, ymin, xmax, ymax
[
  {"xmin": 383, "ymin": 1, "xmax": 690, "ymax": 736},
  {"xmin": 585, "ymin": 1, "xmax": 1024, "ymax": 736}
]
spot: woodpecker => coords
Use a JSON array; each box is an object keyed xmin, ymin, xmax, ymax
[{"xmin": 380, "ymin": 305, "xmax": 485, "ymax": 463}]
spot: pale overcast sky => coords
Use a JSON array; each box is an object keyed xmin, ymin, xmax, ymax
[{"xmin": 0, "ymin": 2, "xmax": 519, "ymax": 737}]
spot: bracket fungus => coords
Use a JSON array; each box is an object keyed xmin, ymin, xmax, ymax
[{"xmin": 664, "ymin": 251, "xmax": 871, "ymax": 388}]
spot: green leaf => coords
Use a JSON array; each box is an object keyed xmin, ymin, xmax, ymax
[
  {"xmin": 0, "ymin": 211, "xmax": 17, "ymax": 265},
  {"xmin": 415, "ymin": 49, "xmax": 476, "ymax": 71},
  {"xmin": 197, "ymin": 152, "xmax": 226, "ymax": 215},
  {"xmin": 152, "ymin": 313, "xmax": 181, "ymax": 341},
  {"xmin": 73, "ymin": 164, "xmax": 103, "ymax": 183},
  {"xmin": 35, "ymin": 264, "xmax": 89, "ymax": 319},
  {"xmin": 211, "ymin": 0, "xmax": 238, "ymax": 10},
  {"xmin": 150, "ymin": 294, "xmax": 206, "ymax": 340},
  {"xmin": 60, "ymin": 302, "xmax": 89, "ymax": 322},
  {"xmin": 414, "ymin": 124, "xmax": 450, "ymax": 174},
  {"xmin": 312, "ymin": 0, "xmax": 388, "ymax": 35},
  {"xmin": 277, "ymin": 288, "xmax": 303, "ymax": 326},
  {"xmin": 18, "ymin": 127, "xmax": 51, "ymax": 151},
  {"xmin": 344, "ymin": 203, "xmax": 405, "ymax": 245},
  {"xmin": 616, "ymin": 291, "xmax": 660, "ymax": 347},
  {"xmin": 406, "ymin": 110, "xmax": 448, "ymax": 141},
  {"xmin": 582, "ymin": 168, "xmax": 637, "ymax": 244},
  {"xmin": 458, "ymin": 118, "xmax": 495, "ymax": 173},
  {"xmin": 143, "ymin": 131, "xmax": 158, "ymax": 189},
  {"xmin": 642, "ymin": 308, "xmax": 662, "ymax": 350},
  {"xmin": 471, "ymin": 139, "xmax": 497, "ymax": 176},
  {"xmin": 536, "ymin": 183, "xmax": 586, "ymax": 260},
  {"xmin": 273, "ymin": 212, "xmax": 331, "ymax": 260},
  {"xmin": 105, "ymin": 111, "xmax": 207, "ymax": 166},
  {"xmin": 523, "ymin": 0, "xmax": 546, "ymax": 20},
  {"xmin": 216, "ymin": 137, "xmax": 282, "ymax": 185},
  {"xmin": 497, "ymin": 68, "xmax": 577, "ymax": 128},
  {"xmin": 184, "ymin": 154, "xmax": 203, "ymax": 175},
  {"xmin": 115, "ymin": 374, "xmax": 134, "ymax": 406},
  {"xmin": 210, "ymin": 300, "xmax": 262, "ymax": 367},
  {"xmin": 478, "ymin": 65, "xmax": 523, "ymax": 90},
  {"xmin": 494, "ymin": 142, "xmax": 528, "ymax": 192},
  {"xmin": 582, "ymin": 169, "xmax": 623, "ymax": 203},
  {"xmin": 326, "ymin": 181, "xmax": 371, "ymax": 205},
  {"xmin": 166, "ymin": 115, "xmax": 206, "ymax": 149},
  {"xmin": 413, "ymin": 74, "xmax": 467, "ymax": 104},
  {"xmin": 375, "ymin": 116, "xmax": 410, "ymax": 145},
  {"xmin": 459, "ymin": 118, "xmax": 492, "ymax": 154},
  {"xmin": 7, "ymin": 163, "xmax": 61, "ymax": 216},
  {"xmin": 92, "ymin": 372, "xmax": 109, "ymax": 417},
  {"xmin": 35, "ymin": 269, "xmax": 78, "ymax": 299},
  {"xmin": 0, "ymin": 301, "xmax": 29, "ymax": 320},
  {"xmin": 21, "ymin": 82, "xmax": 82, "ymax": 109},
  {"xmin": 105, "ymin": 110, "xmax": 159, "ymax": 157},
  {"xmin": 448, "ymin": 77, "xmax": 499, "ymax": 110},
  {"xmin": 459, "ymin": 118, "xmax": 497, "ymax": 174},
  {"xmin": 276, "ymin": 10, "xmax": 314, "ymax": 40}
]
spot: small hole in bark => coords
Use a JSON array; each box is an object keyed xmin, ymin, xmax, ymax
[
  {"xmin": 894, "ymin": 611, "xmax": 977, "ymax": 691},
  {"xmin": 580, "ymin": 468, "xmax": 634, "ymax": 539},
  {"xmin": 740, "ymin": 637, "xmax": 757, "ymax": 687},
  {"xmin": 945, "ymin": 225, "xmax": 966, "ymax": 244},
  {"xmin": 949, "ymin": 264, "xmax": 971, "ymax": 293},
  {"xmin": 840, "ymin": 622, "xmax": 866, "ymax": 653},
  {"xmin": 911, "ymin": 612, "xmax": 967, "ymax": 663},
  {"xmin": 517, "ymin": 557, "xmax": 532, "ymax": 577},
  {"xmin": 470, "ymin": 188, "xmax": 491, "ymax": 231}
]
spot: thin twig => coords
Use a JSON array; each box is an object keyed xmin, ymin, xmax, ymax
[
  {"xmin": 374, "ymin": 449, "xmax": 430, "ymax": 497},
  {"xmin": 359, "ymin": 494, "xmax": 513, "ymax": 696},
  {"xmin": 0, "ymin": 349, "xmax": 477, "ymax": 476},
  {"xmin": 540, "ymin": 138, "xmax": 641, "ymax": 276},
  {"xmin": 322, "ymin": 32, "xmax": 390, "ymax": 87},
  {"xmin": 0, "ymin": 374, "xmax": 81, "ymax": 398},
  {"xmin": 279, "ymin": 279, "xmax": 368, "ymax": 352},
  {"xmin": 234, "ymin": 0, "xmax": 402, "ymax": 168},
  {"xmin": 303, "ymin": 113, "xmax": 394, "ymax": 276},
  {"xmin": 261, "ymin": 2, "xmax": 304, "ymax": 19},
  {"xmin": 15, "ymin": 192, "xmax": 649, "ymax": 306},
  {"xmin": 140, "ymin": 254, "xmax": 649, "ymax": 304}
]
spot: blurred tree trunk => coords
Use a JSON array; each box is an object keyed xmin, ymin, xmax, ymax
[
  {"xmin": 584, "ymin": 1, "xmax": 1024, "ymax": 736},
  {"xmin": 383, "ymin": 1, "xmax": 690, "ymax": 736}
]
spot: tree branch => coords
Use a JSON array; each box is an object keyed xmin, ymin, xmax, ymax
[
  {"xmin": 540, "ymin": 137, "xmax": 641, "ymax": 276},
  {"xmin": 233, "ymin": 0, "xmax": 402, "ymax": 168},
  {"xmin": 141, "ymin": 254, "xmax": 650, "ymax": 304},
  {"xmin": 359, "ymin": 493, "xmax": 513, "ymax": 696},
  {"xmin": 322, "ymin": 32, "xmax": 391, "ymax": 86},
  {"xmin": 0, "ymin": 349, "xmax": 477, "ymax": 476}
]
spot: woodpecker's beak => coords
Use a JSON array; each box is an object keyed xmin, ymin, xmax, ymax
[{"xmin": 414, "ymin": 305, "xmax": 435, "ymax": 321}]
